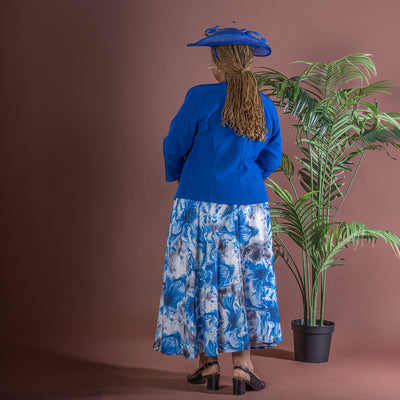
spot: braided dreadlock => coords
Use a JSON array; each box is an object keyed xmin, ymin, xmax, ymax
[{"xmin": 211, "ymin": 44, "xmax": 267, "ymax": 142}]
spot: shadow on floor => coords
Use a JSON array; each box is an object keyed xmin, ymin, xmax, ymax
[
  {"xmin": 0, "ymin": 341, "xmax": 295, "ymax": 399},
  {"xmin": 252, "ymin": 347, "xmax": 294, "ymax": 360}
]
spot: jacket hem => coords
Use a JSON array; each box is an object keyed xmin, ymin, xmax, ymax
[{"xmin": 173, "ymin": 194, "xmax": 269, "ymax": 205}]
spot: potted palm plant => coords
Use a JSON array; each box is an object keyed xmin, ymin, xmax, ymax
[{"xmin": 254, "ymin": 53, "xmax": 400, "ymax": 363}]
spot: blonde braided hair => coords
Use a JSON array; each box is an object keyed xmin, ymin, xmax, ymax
[{"xmin": 211, "ymin": 44, "xmax": 267, "ymax": 141}]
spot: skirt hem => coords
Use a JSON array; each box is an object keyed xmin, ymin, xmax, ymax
[{"xmin": 152, "ymin": 336, "xmax": 284, "ymax": 359}]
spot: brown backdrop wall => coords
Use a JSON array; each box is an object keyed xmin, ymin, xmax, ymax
[{"xmin": 1, "ymin": 0, "xmax": 400, "ymax": 355}]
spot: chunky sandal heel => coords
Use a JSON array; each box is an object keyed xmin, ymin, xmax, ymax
[
  {"xmin": 206, "ymin": 373, "xmax": 220, "ymax": 390},
  {"xmin": 233, "ymin": 377, "xmax": 246, "ymax": 395},
  {"xmin": 187, "ymin": 360, "xmax": 220, "ymax": 390},
  {"xmin": 233, "ymin": 365, "xmax": 266, "ymax": 391}
]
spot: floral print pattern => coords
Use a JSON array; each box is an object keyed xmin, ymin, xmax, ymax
[{"xmin": 153, "ymin": 197, "xmax": 283, "ymax": 359}]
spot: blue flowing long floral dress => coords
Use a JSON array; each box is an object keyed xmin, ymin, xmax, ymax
[{"xmin": 153, "ymin": 197, "xmax": 283, "ymax": 359}]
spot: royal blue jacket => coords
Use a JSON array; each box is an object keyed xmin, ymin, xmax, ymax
[{"xmin": 163, "ymin": 81, "xmax": 282, "ymax": 205}]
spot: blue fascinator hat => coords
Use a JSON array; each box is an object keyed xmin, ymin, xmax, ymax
[{"xmin": 187, "ymin": 24, "xmax": 271, "ymax": 57}]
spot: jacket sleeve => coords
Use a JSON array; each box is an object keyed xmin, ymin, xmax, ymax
[
  {"xmin": 256, "ymin": 103, "xmax": 282, "ymax": 181},
  {"xmin": 163, "ymin": 87, "xmax": 199, "ymax": 182}
]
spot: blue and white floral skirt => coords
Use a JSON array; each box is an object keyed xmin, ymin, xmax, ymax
[{"xmin": 153, "ymin": 197, "xmax": 283, "ymax": 359}]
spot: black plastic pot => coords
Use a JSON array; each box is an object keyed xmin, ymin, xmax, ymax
[{"xmin": 291, "ymin": 318, "xmax": 335, "ymax": 363}]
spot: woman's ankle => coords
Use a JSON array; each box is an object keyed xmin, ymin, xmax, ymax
[
  {"xmin": 232, "ymin": 349, "xmax": 254, "ymax": 370},
  {"xmin": 199, "ymin": 352, "xmax": 218, "ymax": 366},
  {"xmin": 197, "ymin": 352, "xmax": 219, "ymax": 375}
]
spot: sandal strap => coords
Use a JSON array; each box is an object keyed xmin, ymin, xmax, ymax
[
  {"xmin": 198, "ymin": 360, "xmax": 219, "ymax": 372},
  {"xmin": 234, "ymin": 365, "xmax": 251, "ymax": 373}
]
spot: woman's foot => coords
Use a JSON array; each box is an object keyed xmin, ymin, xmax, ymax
[
  {"xmin": 231, "ymin": 349, "xmax": 266, "ymax": 394},
  {"xmin": 232, "ymin": 349, "xmax": 262, "ymax": 381},
  {"xmin": 233, "ymin": 364, "xmax": 263, "ymax": 381},
  {"xmin": 187, "ymin": 353, "xmax": 220, "ymax": 390},
  {"xmin": 233, "ymin": 365, "xmax": 266, "ymax": 394}
]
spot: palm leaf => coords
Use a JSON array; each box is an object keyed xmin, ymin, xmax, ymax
[
  {"xmin": 276, "ymin": 152, "xmax": 295, "ymax": 182},
  {"xmin": 254, "ymin": 67, "xmax": 329, "ymax": 136},
  {"xmin": 315, "ymin": 222, "xmax": 400, "ymax": 271},
  {"xmin": 267, "ymin": 179, "xmax": 328, "ymax": 250},
  {"xmin": 293, "ymin": 53, "xmax": 377, "ymax": 95}
]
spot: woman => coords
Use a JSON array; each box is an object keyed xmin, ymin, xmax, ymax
[{"xmin": 153, "ymin": 25, "xmax": 283, "ymax": 396}]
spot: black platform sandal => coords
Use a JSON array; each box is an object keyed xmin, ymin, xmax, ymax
[
  {"xmin": 187, "ymin": 360, "xmax": 220, "ymax": 391},
  {"xmin": 232, "ymin": 365, "xmax": 266, "ymax": 395}
]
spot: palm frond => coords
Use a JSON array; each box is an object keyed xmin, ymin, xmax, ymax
[
  {"xmin": 267, "ymin": 179, "xmax": 329, "ymax": 250},
  {"xmin": 350, "ymin": 126, "xmax": 400, "ymax": 159},
  {"xmin": 254, "ymin": 67, "xmax": 329, "ymax": 136},
  {"xmin": 316, "ymin": 222, "xmax": 400, "ymax": 271},
  {"xmin": 293, "ymin": 53, "xmax": 377, "ymax": 95},
  {"xmin": 351, "ymin": 80, "xmax": 397, "ymax": 97},
  {"xmin": 276, "ymin": 152, "xmax": 295, "ymax": 181}
]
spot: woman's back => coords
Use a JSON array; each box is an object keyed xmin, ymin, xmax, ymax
[{"xmin": 163, "ymin": 81, "xmax": 282, "ymax": 204}]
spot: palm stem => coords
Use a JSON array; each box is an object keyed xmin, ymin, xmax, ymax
[
  {"xmin": 275, "ymin": 235, "xmax": 305, "ymax": 296},
  {"xmin": 320, "ymin": 269, "xmax": 326, "ymax": 326},
  {"xmin": 302, "ymin": 249, "xmax": 308, "ymax": 322}
]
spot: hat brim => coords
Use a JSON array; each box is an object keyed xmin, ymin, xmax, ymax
[{"xmin": 187, "ymin": 32, "xmax": 271, "ymax": 57}]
